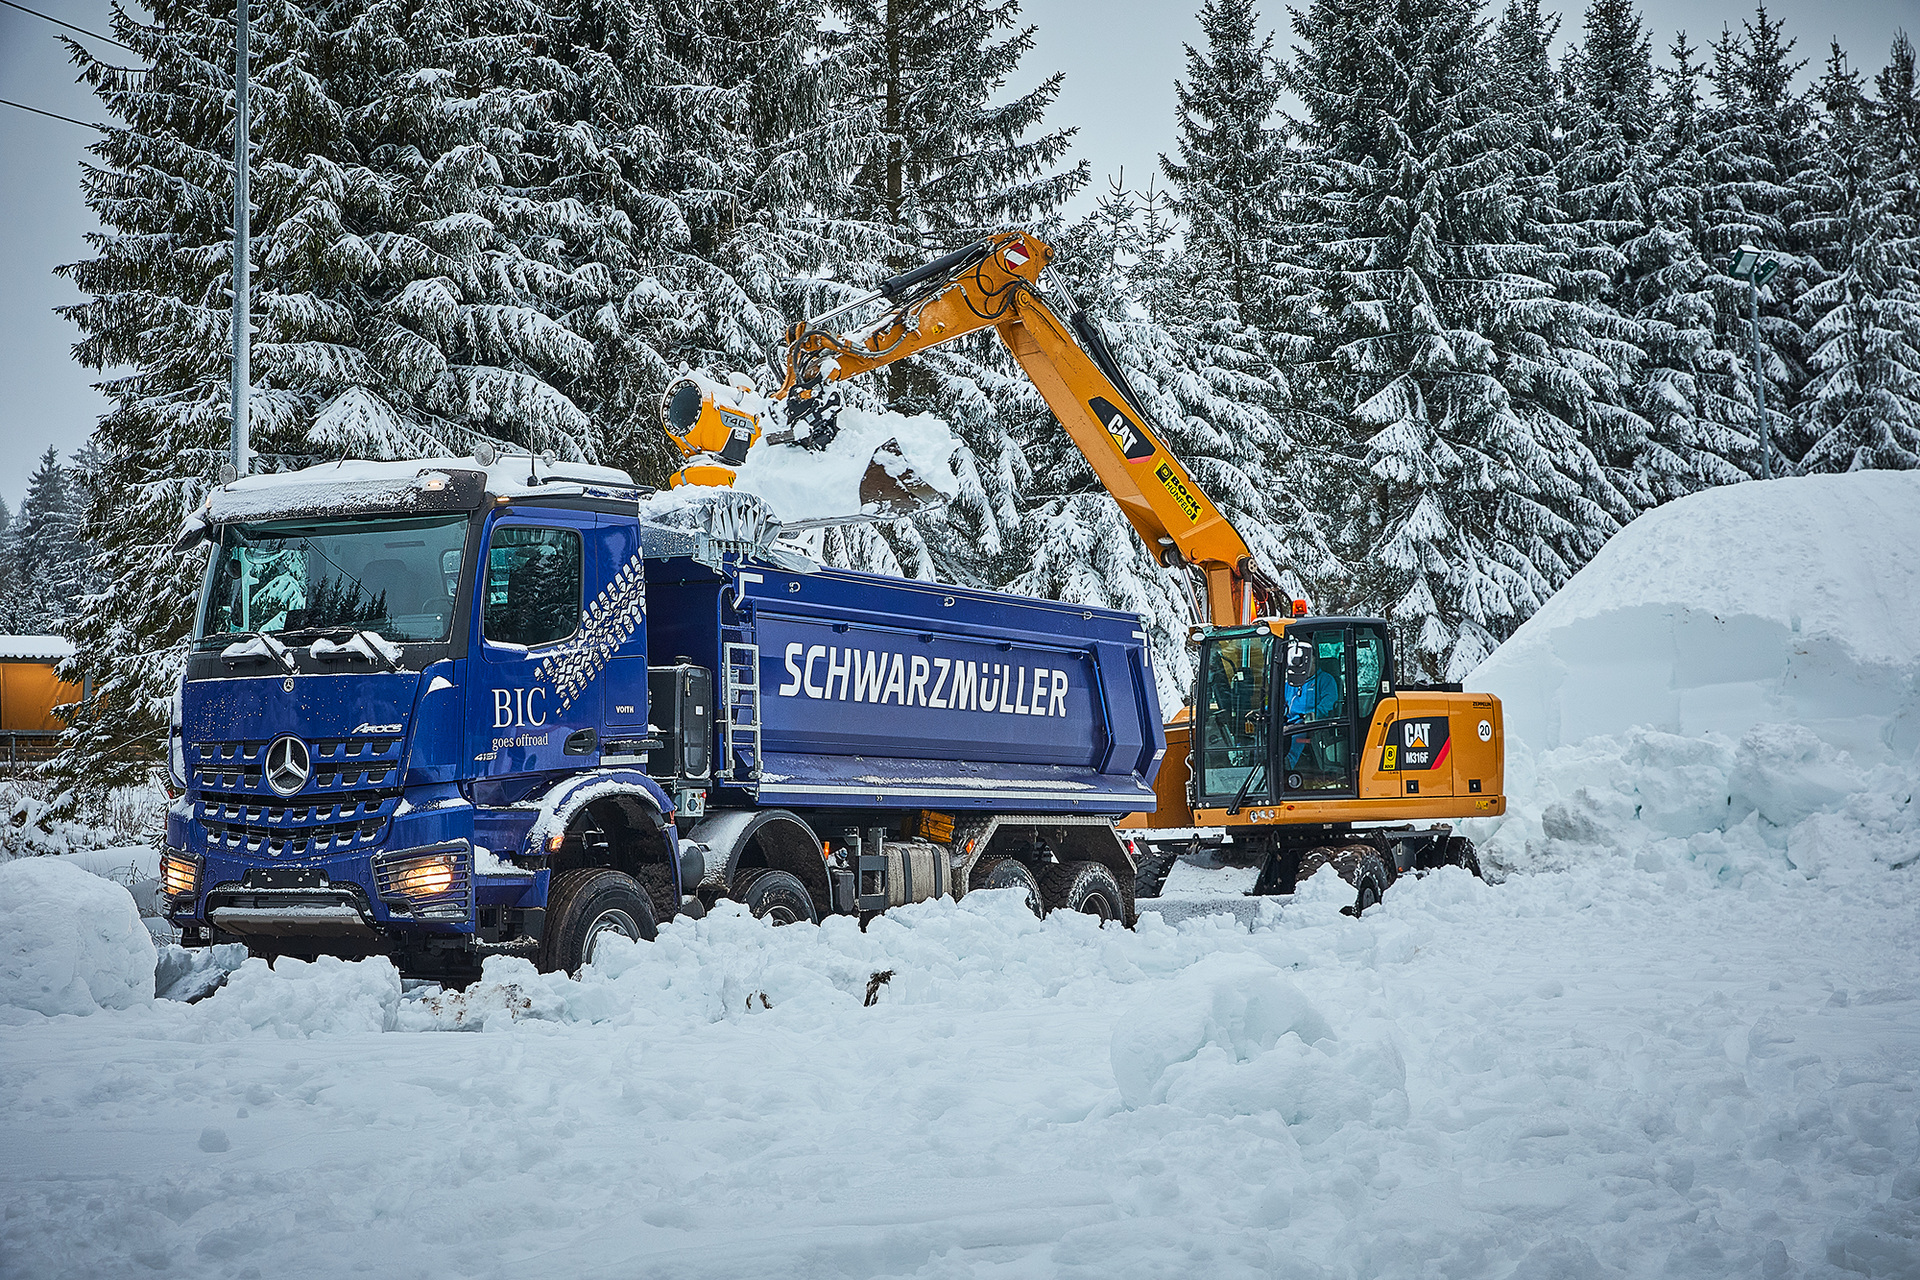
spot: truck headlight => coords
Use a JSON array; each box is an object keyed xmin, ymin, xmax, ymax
[
  {"xmin": 159, "ymin": 850, "xmax": 200, "ymax": 902},
  {"xmin": 393, "ymin": 857, "xmax": 457, "ymax": 899},
  {"xmin": 373, "ymin": 846, "xmax": 471, "ymax": 920}
]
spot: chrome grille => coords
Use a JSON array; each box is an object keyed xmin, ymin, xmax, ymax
[{"xmin": 192, "ymin": 735, "xmax": 406, "ymax": 857}]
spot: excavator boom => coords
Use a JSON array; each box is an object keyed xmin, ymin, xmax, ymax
[{"xmin": 775, "ymin": 233, "xmax": 1272, "ymax": 626}]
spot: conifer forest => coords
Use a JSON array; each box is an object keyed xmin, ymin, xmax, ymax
[{"xmin": 37, "ymin": 0, "xmax": 1920, "ymax": 802}]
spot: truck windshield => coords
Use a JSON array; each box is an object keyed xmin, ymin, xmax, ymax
[
  {"xmin": 195, "ymin": 514, "xmax": 470, "ymax": 648},
  {"xmin": 1197, "ymin": 634, "xmax": 1272, "ymax": 798}
]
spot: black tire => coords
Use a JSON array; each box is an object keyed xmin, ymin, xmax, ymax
[
  {"xmin": 1344, "ymin": 850, "xmax": 1392, "ymax": 916},
  {"xmin": 732, "ymin": 867, "xmax": 819, "ymax": 925},
  {"xmin": 1132, "ymin": 846, "xmax": 1179, "ymax": 899},
  {"xmin": 968, "ymin": 856, "xmax": 1043, "ymax": 917},
  {"xmin": 541, "ymin": 868, "xmax": 658, "ymax": 974},
  {"xmin": 1040, "ymin": 860, "xmax": 1125, "ymax": 924},
  {"xmin": 1293, "ymin": 845, "xmax": 1393, "ymax": 916},
  {"xmin": 1442, "ymin": 837, "xmax": 1484, "ymax": 880}
]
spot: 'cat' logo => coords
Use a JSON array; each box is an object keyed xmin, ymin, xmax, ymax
[
  {"xmin": 1405, "ymin": 721, "xmax": 1429, "ymax": 748},
  {"xmin": 1091, "ymin": 396, "xmax": 1156, "ymax": 462}
]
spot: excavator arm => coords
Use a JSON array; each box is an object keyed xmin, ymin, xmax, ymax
[{"xmin": 770, "ymin": 232, "xmax": 1274, "ymax": 626}]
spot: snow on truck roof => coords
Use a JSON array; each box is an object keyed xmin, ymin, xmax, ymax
[
  {"xmin": 0, "ymin": 635, "xmax": 74, "ymax": 661},
  {"xmin": 176, "ymin": 456, "xmax": 643, "ymax": 544}
]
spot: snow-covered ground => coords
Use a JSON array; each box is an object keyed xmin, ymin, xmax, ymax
[{"xmin": 2, "ymin": 474, "xmax": 1915, "ymax": 1279}]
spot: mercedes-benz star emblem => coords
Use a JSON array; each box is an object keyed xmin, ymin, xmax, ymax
[{"xmin": 265, "ymin": 735, "xmax": 310, "ymax": 796}]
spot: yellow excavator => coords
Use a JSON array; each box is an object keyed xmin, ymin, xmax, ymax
[{"xmin": 664, "ymin": 231, "xmax": 1504, "ymax": 906}]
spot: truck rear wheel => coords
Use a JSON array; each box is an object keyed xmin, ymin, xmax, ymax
[
  {"xmin": 1041, "ymin": 860, "xmax": 1123, "ymax": 924},
  {"xmin": 732, "ymin": 867, "xmax": 818, "ymax": 925},
  {"xmin": 969, "ymin": 856, "xmax": 1044, "ymax": 917},
  {"xmin": 542, "ymin": 868, "xmax": 658, "ymax": 974}
]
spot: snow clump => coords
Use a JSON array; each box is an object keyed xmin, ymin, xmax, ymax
[{"xmin": 0, "ymin": 856, "xmax": 156, "ymax": 1016}]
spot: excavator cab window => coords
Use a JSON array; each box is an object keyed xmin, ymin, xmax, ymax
[
  {"xmin": 1280, "ymin": 628, "xmax": 1356, "ymax": 796},
  {"xmin": 1197, "ymin": 634, "xmax": 1272, "ymax": 802}
]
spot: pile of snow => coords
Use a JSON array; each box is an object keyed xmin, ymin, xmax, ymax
[
  {"xmin": 0, "ymin": 857, "xmax": 155, "ymax": 1017},
  {"xmin": 1469, "ymin": 472, "xmax": 1919, "ymax": 881},
  {"xmin": 736, "ymin": 410, "xmax": 962, "ymax": 523}
]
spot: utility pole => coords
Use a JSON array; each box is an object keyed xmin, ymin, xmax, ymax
[
  {"xmin": 227, "ymin": 0, "xmax": 250, "ymax": 482},
  {"xmin": 1730, "ymin": 243, "xmax": 1786, "ymax": 482}
]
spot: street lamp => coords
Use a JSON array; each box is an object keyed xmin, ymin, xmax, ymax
[{"xmin": 1730, "ymin": 243, "xmax": 1787, "ymax": 481}]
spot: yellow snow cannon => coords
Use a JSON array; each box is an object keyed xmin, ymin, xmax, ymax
[{"xmin": 661, "ymin": 372, "xmax": 764, "ymax": 488}]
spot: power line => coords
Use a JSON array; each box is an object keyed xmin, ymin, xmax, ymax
[
  {"xmin": 0, "ymin": 96, "xmax": 105, "ymax": 130},
  {"xmin": 0, "ymin": 0, "xmax": 137, "ymax": 52}
]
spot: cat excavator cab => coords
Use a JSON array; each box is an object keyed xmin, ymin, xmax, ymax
[{"xmin": 668, "ymin": 231, "xmax": 1503, "ymax": 903}]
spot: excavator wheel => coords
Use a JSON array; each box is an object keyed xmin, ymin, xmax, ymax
[
  {"xmin": 1293, "ymin": 845, "xmax": 1393, "ymax": 917},
  {"xmin": 1441, "ymin": 836, "xmax": 1484, "ymax": 880}
]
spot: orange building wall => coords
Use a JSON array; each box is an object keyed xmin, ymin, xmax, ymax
[{"xmin": 0, "ymin": 661, "xmax": 81, "ymax": 732}]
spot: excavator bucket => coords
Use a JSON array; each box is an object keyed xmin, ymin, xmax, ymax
[{"xmin": 858, "ymin": 438, "xmax": 949, "ymax": 518}]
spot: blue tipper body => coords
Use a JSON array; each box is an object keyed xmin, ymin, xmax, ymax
[
  {"xmin": 163, "ymin": 461, "xmax": 1163, "ymax": 973},
  {"xmin": 652, "ymin": 558, "xmax": 1162, "ymax": 812}
]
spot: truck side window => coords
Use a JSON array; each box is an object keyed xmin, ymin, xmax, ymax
[{"xmin": 483, "ymin": 527, "xmax": 582, "ymax": 647}]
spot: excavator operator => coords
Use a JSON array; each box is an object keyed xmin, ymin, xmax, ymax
[{"xmin": 1283, "ymin": 640, "xmax": 1341, "ymax": 769}]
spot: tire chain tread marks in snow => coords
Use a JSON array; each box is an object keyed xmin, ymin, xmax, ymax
[
  {"xmin": 731, "ymin": 866, "xmax": 818, "ymax": 925},
  {"xmin": 1039, "ymin": 859, "xmax": 1123, "ymax": 923},
  {"xmin": 968, "ymin": 856, "xmax": 1043, "ymax": 917},
  {"xmin": 541, "ymin": 867, "xmax": 657, "ymax": 974}
]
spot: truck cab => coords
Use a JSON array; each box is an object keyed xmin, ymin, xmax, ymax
[{"xmin": 161, "ymin": 459, "xmax": 690, "ymax": 978}]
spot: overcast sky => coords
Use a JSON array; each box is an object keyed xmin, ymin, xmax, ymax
[{"xmin": 1, "ymin": 0, "xmax": 1913, "ymax": 510}]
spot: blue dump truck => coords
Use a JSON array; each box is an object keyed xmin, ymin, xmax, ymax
[{"xmin": 159, "ymin": 459, "xmax": 1163, "ymax": 977}]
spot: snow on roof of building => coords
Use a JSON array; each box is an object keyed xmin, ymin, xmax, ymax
[{"xmin": 0, "ymin": 636, "xmax": 75, "ymax": 661}]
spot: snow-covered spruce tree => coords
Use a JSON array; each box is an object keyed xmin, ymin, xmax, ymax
[
  {"xmin": 49, "ymin": 0, "xmax": 700, "ymax": 797},
  {"xmin": 11, "ymin": 448, "xmax": 91, "ymax": 634},
  {"xmin": 1612, "ymin": 31, "xmax": 1759, "ymax": 497},
  {"xmin": 1160, "ymin": 0, "xmax": 1292, "ymax": 330},
  {"xmin": 1700, "ymin": 3, "xmax": 1815, "ymax": 477},
  {"xmin": 1791, "ymin": 43, "xmax": 1920, "ymax": 470},
  {"xmin": 817, "ymin": 0, "xmax": 1087, "ymax": 586},
  {"xmin": 1491, "ymin": 0, "xmax": 1652, "ymax": 526},
  {"xmin": 1558, "ymin": 0, "xmax": 1698, "ymax": 506},
  {"xmin": 1876, "ymin": 32, "xmax": 1920, "ymax": 232},
  {"xmin": 1279, "ymin": 0, "xmax": 1628, "ymax": 681}
]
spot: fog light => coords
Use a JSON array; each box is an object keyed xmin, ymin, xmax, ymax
[
  {"xmin": 393, "ymin": 856, "xmax": 456, "ymax": 899},
  {"xmin": 159, "ymin": 851, "xmax": 199, "ymax": 901}
]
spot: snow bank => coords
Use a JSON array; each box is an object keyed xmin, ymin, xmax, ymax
[
  {"xmin": 1475, "ymin": 472, "xmax": 1920, "ymax": 756},
  {"xmin": 0, "ymin": 856, "xmax": 155, "ymax": 1016},
  {"xmin": 196, "ymin": 955, "xmax": 402, "ymax": 1037},
  {"xmin": 1470, "ymin": 472, "xmax": 1920, "ymax": 881}
]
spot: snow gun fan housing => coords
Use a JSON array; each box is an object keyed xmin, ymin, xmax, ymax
[{"xmin": 662, "ymin": 374, "xmax": 763, "ymax": 488}]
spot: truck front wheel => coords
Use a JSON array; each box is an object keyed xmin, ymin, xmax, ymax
[
  {"xmin": 732, "ymin": 868, "xmax": 818, "ymax": 925},
  {"xmin": 542, "ymin": 868, "xmax": 658, "ymax": 974}
]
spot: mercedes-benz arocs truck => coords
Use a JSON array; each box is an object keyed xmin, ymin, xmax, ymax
[{"xmin": 158, "ymin": 459, "xmax": 1163, "ymax": 978}]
